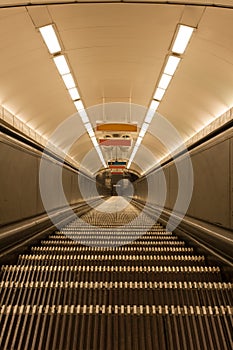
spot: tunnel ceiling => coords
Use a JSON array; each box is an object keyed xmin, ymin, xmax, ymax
[{"xmin": 0, "ymin": 1, "xmax": 233, "ymax": 175}]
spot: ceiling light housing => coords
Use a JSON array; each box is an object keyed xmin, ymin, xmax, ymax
[
  {"xmin": 91, "ymin": 137, "xmax": 98, "ymax": 147},
  {"xmin": 158, "ymin": 74, "xmax": 172, "ymax": 90},
  {"xmin": 74, "ymin": 100, "xmax": 84, "ymax": 111},
  {"xmin": 164, "ymin": 56, "xmax": 181, "ymax": 76},
  {"xmin": 39, "ymin": 24, "xmax": 61, "ymax": 54},
  {"xmin": 68, "ymin": 88, "xmax": 80, "ymax": 100},
  {"xmin": 62, "ymin": 73, "xmax": 76, "ymax": 89},
  {"xmin": 172, "ymin": 24, "xmax": 194, "ymax": 55},
  {"xmin": 53, "ymin": 55, "xmax": 70, "ymax": 75},
  {"xmin": 135, "ymin": 136, "xmax": 143, "ymax": 147},
  {"xmin": 153, "ymin": 88, "xmax": 166, "ymax": 101},
  {"xmin": 139, "ymin": 122, "xmax": 149, "ymax": 138}
]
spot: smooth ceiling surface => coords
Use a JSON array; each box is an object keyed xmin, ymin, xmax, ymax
[{"xmin": 0, "ymin": 3, "xmax": 233, "ymax": 175}]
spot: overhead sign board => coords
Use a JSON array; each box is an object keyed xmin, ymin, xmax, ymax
[
  {"xmin": 109, "ymin": 165, "xmax": 125, "ymax": 169},
  {"xmin": 96, "ymin": 123, "xmax": 137, "ymax": 132},
  {"xmin": 108, "ymin": 161, "xmax": 127, "ymax": 166},
  {"xmin": 99, "ymin": 138, "xmax": 131, "ymax": 146}
]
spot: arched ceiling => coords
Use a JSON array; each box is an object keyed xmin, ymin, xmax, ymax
[{"xmin": 0, "ymin": 1, "xmax": 233, "ymax": 175}]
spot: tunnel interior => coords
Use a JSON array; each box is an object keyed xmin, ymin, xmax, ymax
[{"xmin": 0, "ymin": 1, "xmax": 233, "ymax": 349}]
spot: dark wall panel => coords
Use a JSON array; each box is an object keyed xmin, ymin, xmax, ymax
[
  {"xmin": 167, "ymin": 163, "xmax": 178, "ymax": 211},
  {"xmin": 231, "ymin": 137, "xmax": 233, "ymax": 229},
  {"xmin": 134, "ymin": 130, "xmax": 233, "ymax": 230},
  {"xmin": 187, "ymin": 139, "xmax": 230, "ymax": 227},
  {"xmin": 0, "ymin": 140, "xmax": 39, "ymax": 226},
  {"xmin": 0, "ymin": 135, "xmax": 97, "ymax": 228}
]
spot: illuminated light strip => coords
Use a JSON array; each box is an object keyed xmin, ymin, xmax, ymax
[
  {"xmin": 164, "ymin": 56, "xmax": 181, "ymax": 76},
  {"xmin": 53, "ymin": 55, "xmax": 70, "ymax": 75},
  {"xmin": 153, "ymin": 88, "xmax": 166, "ymax": 101},
  {"xmin": 0, "ymin": 105, "xmax": 79, "ymax": 169},
  {"xmin": 91, "ymin": 136, "xmax": 98, "ymax": 147},
  {"xmin": 68, "ymin": 88, "xmax": 80, "ymax": 101},
  {"xmin": 127, "ymin": 24, "xmax": 195, "ymax": 170},
  {"xmin": 138, "ymin": 122, "xmax": 149, "ymax": 138},
  {"xmin": 39, "ymin": 24, "xmax": 61, "ymax": 54},
  {"xmin": 158, "ymin": 73, "xmax": 172, "ymax": 90},
  {"xmin": 39, "ymin": 24, "xmax": 106, "ymax": 169},
  {"xmin": 62, "ymin": 73, "xmax": 76, "ymax": 89},
  {"xmin": 39, "ymin": 25, "xmax": 81, "ymax": 104},
  {"xmin": 172, "ymin": 24, "xmax": 194, "ymax": 55}
]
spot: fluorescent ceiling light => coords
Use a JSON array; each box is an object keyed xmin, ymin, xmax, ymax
[
  {"xmin": 91, "ymin": 136, "xmax": 98, "ymax": 147},
  {"xmin": 79, "ymin": 110, "xmax": 89, "ymax": 124},
  {"xmin": 131, "ymin": 149, "xmax": 137, "ymax": 157},
  {"xmin": 172, "ymin": 25, "xmax": 194, "ymax": 55},
  {"xmin": 144, "ymin": 100, "xmax": 159, "ymax": 123},
  {"xmin": 39, "ymin": 25, "xmax": 61, "ymax": 54},
  {"xmin": 85, "ymin": 123, "xmax": 95, "ymax": 137},
  {"xmin": 62, "ymin": 73, "xmax": 75, "ymax": 89},
  {"xmin": 139, "ymin": 122, "xmax": 149, "ymax": 138},
  {"xmin": 145, "ymin": 110, "xmax": 154, "ymax": 124},
  {"xmin": 68, "ymin": 88, "xmax": 80, "ymax": 101},
  {"xmin": 164, "ymin": 56, "xmax": 181, "ymax": 76},
  {"xmin": 95, "ymin": 145, "xmax": 101, "ymax": 153},
  {"xmin": 158, "ymin": 74, "xmax": 172, "ymax": 90},
  {"xmin": 135, "ymin": 137, "xmax": 143, "ymax": 147},
  {"xmin": 53, "ymin": 55, "xmax": 70, "ymax": 75},
  {"xmin": 127, "ymin": 146, "xmax": 138, "ymax": 166},
  {"xmin": 153, "ymin": 88, "xmax": 166, "ymax": 101},
  {"xmin": 74, "ymin": 100, "xmax": 89, "ymax": 123},
  {"xmin": 96, "ymin": 150, "xmax": 106, "ymax": 167},
  {"xmin": 88, "ymin": 130, "xmax": 95, "ymax": 137},
  {"xmin": 84, "ymin": 122, "xmax": 93, "ymax": 132},
  {"xmin": 150, "ymin": 99, "xmax": 160, "ymax": 111},
  {"xmin": 74, "ymin": 100, "xmax": 84, "ymax": 111}
]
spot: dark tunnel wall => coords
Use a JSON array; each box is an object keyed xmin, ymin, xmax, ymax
[
  {"xmin": 134, "ymin": 128, "xmax": 233, "ymax": 230},
  {"xmin": 0, "ymin": 133, "xmax": 99, "ymax": 228}
]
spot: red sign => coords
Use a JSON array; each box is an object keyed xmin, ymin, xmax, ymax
[
  {"xmin": 111, "ymin": 171, "xmax": 123, "ymax": 175},
  {"xmin": 99, "ymin": 139, "xmax": 131, "ymax": 146},
  {"xmin": 109, "ymin": 165, "xmax": 125, "ymax": 169}
]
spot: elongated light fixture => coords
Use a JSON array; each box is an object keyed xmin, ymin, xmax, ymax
[
  {"xmin": 172, "ymin": 24, "xmax": 194, "ymax": 54},
  {"xmin": 153, "ymin": 88, "xmax": 166, "ymax": 101},
  {"xmin": 68, "ymin": 88, "xmax": 80, "ymax": 101},
  {"xmin": 62, "ymin": 73, "xmax": 76, "ymax": 89},
  {"xmin": 139, "ymin": 122, "xmax": 149, "ymax": 138},
  {"xmin": 158, "ymin": 73, "xmax": 172, "ymax": 90},
  {"xmin": 127, "ymin": 25, "xmax": 194, "ymax": 171},
  {"xmin": 39, "ymin": 24, "xmax": 61, "ymax": 54},
  {"xmin": 91, "ymin": 136, "xmax": 98, "ymax": 147},
  {"xmin": 39, "ymin": 24, "xmax": 106, "ymax": 169},
  {"xmin": 53, "ymin": 55, "xmax": 70, "ymax": 75},
  {"xmin": 164, "ymin": 56, "xmax": 181, "ymax": 76},
  {"xmin": 74, "ymin": 100, "xmax": 84, "ymax": 111}
]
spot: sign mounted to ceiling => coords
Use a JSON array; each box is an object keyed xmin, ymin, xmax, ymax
[
  {"xmin": 111, "ymin": 171, "xmax": 123, "ymax": 175},
  {"xmin": 96, "ymin": 123, "xmax": 137, "ymax": 132},
  {"xmin": 109, "ymin": 165, "xmax": 125, "ymax": 169},
  {"xmin": 99, "ymin": 138, "xmax": 131, "ymax": 146},
  {"xmin": 108, "ymin": 161, "xmax": 127, "ymax": 166}
]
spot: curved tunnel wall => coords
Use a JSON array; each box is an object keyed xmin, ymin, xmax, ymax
[
  {"xmin": 0, "ymin": 130, "xmax": 105, "ymax": 261},
  {"xmin": 0, "ymin": 132, "xmax": 100, "ymax": 228},
  {"xmin": 0, "ymin": 133, "xmax": 104, "ymax": 231},
  {"xmin": 134, "ymin": 128, "xmax": 233, "ymax": 231}
]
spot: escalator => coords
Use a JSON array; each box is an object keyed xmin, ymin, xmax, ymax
[{"xmin": 0, "ymin": 197, "xmax": 232, "ymax": 349}]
